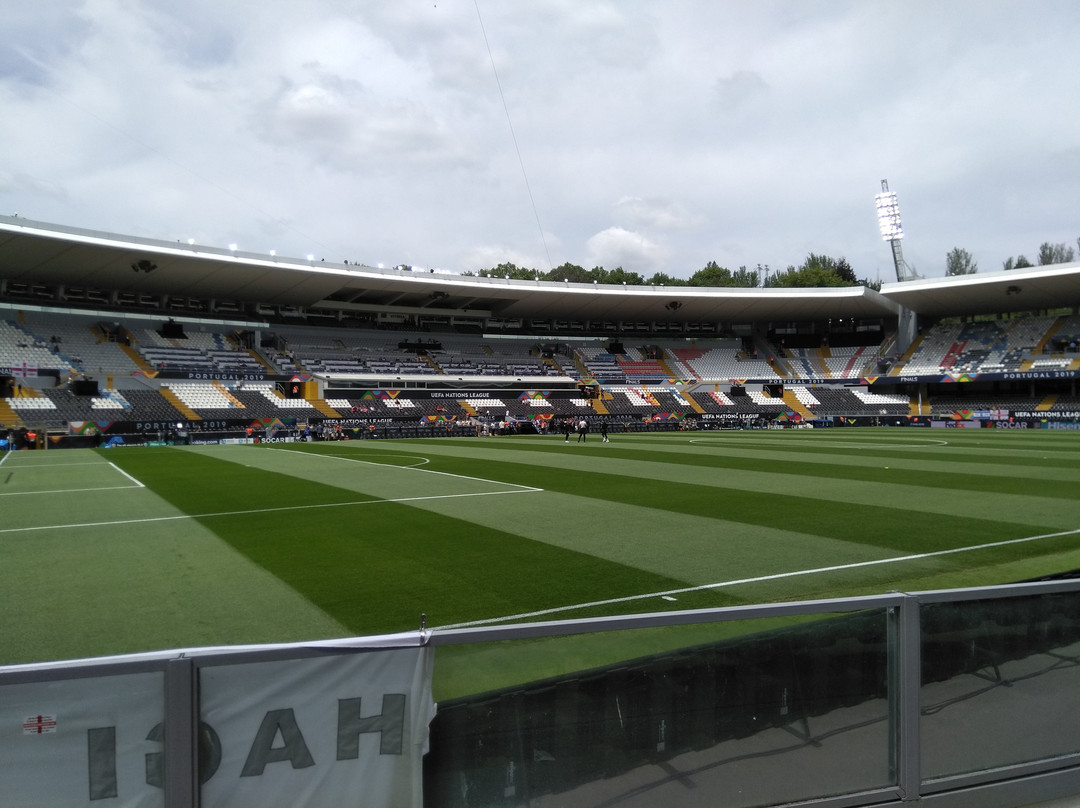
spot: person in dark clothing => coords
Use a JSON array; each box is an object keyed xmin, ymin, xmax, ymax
[
  {"xmin": 600, "ymin": 420, "xmax": 609, "ymax": 443},
  {"xmin": 577, "ymin": 418, "xmax": 589, "ymax": 443}
]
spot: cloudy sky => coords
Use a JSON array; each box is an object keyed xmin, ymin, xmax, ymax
[{"xmin": 1, "ymin": 1, "xmax": 1078, "ymax": 281}]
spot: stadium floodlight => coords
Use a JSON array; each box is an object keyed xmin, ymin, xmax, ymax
[
  {"xmin": 875, "ymin": 191, "xmax": 903, "ymax": 241},
  {"xmin": 875, "ymin": 179, "xmax": 918, "ymax": 282}
]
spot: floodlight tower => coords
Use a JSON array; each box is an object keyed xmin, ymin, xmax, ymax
[
  {"xmin": 875, "ymin": 179, "xmax": 920, "ymax": 358},
  {"xmin": 875, "ymin": 179, "xmax": 918, "ymax": 282}
]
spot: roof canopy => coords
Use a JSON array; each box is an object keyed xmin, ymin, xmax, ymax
[{"xmin": 1, "ymin": 215, "xmax": 1076, "ymax": 324}]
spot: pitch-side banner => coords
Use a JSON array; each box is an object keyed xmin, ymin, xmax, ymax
[
  {"xmin": 0, "ymin": 647, "xmax": 433, "ymax": 808},
  {"xmin": 0, "ymin": 671, "xmax": 166, "ymax": 807},
  {"xmin": 199, "ymin": 647, "xmax": 435, "ymax": 808}
]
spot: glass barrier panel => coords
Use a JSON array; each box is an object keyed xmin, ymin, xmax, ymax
[
  {"xmin": 920, "ymin": 591, "xmax": 1080, "ymax": 781},
  {"xmin": 427, "ymin": 609, "xmax": 894, "ymax": 808}
]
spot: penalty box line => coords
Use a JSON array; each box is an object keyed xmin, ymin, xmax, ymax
[
  {"xmin": 0, "ymin": 488, "xmax": 542, "ymax": 536},
  {"xmin": 0, "ymin": 462, "xmax": 144, "ymax": 497},
  {"xmin": 437, "ymin": 527, "xmax": 1080, "ymax": 630},
  {"xmin": 0, "ymin": 460, "xmax": 120, "ymax": 468}
]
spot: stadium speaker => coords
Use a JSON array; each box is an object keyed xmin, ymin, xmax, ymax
[
  {"xmin": 160, "ymin": 319, "xmax": 186, "ymax": 339},
  {"xmin": 73, "ymin": 379, "xmax": 100, "ymax": 396}
]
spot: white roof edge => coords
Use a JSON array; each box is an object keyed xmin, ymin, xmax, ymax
[{"xmin": 881, "ymin": 262, "xmax": 1080, "ymax": 292}]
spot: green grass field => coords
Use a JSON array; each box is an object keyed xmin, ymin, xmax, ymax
[{"xmin": 3, "ymin": 428, "xmax": 1080, "ymax": 697}]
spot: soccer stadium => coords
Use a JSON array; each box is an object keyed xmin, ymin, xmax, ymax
[{"xmin": 3, "ymin": 214, "xmax": 1080, "ymax": 808}]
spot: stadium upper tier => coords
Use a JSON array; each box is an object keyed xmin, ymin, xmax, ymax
[{"xmin": 2, "ymin": 309, "xmax": 1079, "ymax": 383}]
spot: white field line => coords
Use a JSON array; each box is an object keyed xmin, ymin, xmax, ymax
[
  {"xmin": 0, "ymin": 485, "xmax": 143, "ymax": 497},
  {"xmin": 109, "ymin": 461, "xmax": 145, "ymax": 488},
  {"xmin": 687, "ymin": 436, "xmax": 950, "ymax": 450},
  {"xmin": 0, "ymin": 488, "xmax": 542, "ymax": 535},
  {"xmin": 0, "ymin": 460, "xmax": 116, "ymax": 468},
  {"xmin": 435, "ymin": 527, "xmax": 1080, "ymax": 630},
  {"xmin": 0, "ymin": 461, "xmax": 144, "ymax": 496}
]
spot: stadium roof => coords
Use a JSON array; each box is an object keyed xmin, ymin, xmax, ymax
[
  {"xmin": 880, "ymin": 264, "xmax": 1080, "ymax": 318},
  {"xmin": 0, "ymin": 215, "xmax": 1077, "ymax": 324}
]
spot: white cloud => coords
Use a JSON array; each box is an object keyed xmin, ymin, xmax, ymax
[
  {"xmin": 0, "ymin": 171, "xmax": 67, "ymax": 201},
  {"xmin": 0, "ymin": 1, "xmax": 1078, "ymax": 279},
  {"xmin": 713, "ymin": 70, "xmax": 769, "ymax": 111},
  {"xmin": 613, "ymin": 196, "xmax": 702, "ymax": 231},
  {"xmin": 586, "ymin": 227, "xmax": 665, "ymax": 274},
  {"xmin": 460, "ymin": 244, "xmax": 549, "ymax": 275}
]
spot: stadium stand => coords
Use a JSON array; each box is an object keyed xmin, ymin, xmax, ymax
[
  {"xmin": 4, "ymin": 260, "xmax": 1080, "ymax": 440},
  {"xmin": 894, "ymin": 315, "xmax": 1060, "ymax": 376}
]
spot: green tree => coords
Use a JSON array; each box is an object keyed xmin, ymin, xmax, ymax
[
  {"xmin": 1039, "ymin": 242, "xmax": 1076, "ymax": 265},
  {"xmin": 1003, "ymin": 255, "xmax": 1033, "ymax": 270},
  {"xmin": 543, "ymin": 262, "xmax": 590, "ymax": 283},
  {"xmin": 688, "ymin": 261, "xmax": 735, "ymax": 287},
  {"xmin": 805, "ymin": 253, "xmax": 858, "ymax": 284},
  {"xmin": 731, "ymin": 266, "xmax": 760, "ymax": 287},
  {"xmin": 598, "ymin": 266, "xmax": 646, "ymax": 285},
  {"xmin": 766, "ymin": 264, "xmax": 848, "ymax": 287},
  {"xmin": 645, "ymin": 272, "xmax": 687, "ymax": 287},
  {"xmin": 688, "ymin": 261, "xmax": 761, "ymax": 287},
  {"xmin": 468, "ymin": 262, "xmax": 541, "ymax": 279},
  {"xmin": 835, "ymin": 258, "xmax": 857, "ymax": 285},
  {"xmin": 946, "ymin": 247, "xmax": 978, "ymax": 275},
  {"xmin": 764, "ymin": 253, "xmax": 853, "ymax": 288}
]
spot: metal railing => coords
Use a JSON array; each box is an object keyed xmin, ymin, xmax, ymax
[{"xmin": 3, "ymin": 581, "xmax": 1080, "ymax": 807}]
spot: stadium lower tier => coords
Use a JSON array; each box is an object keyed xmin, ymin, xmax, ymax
[{"xmin": 6, "ymin": 371, "xmax": 1080, "ymax": 440}]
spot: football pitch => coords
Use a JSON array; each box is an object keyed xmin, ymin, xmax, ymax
[{"xmin": 3, "ymin": 428, "xmax": 1080, "ymax": 697}]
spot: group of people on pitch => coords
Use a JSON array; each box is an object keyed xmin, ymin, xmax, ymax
[{"xmin": 560, "ymin": 418, "xmax": 609, "ymax": 443}]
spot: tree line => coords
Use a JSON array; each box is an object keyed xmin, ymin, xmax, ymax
[
  {"xmin": 946, "ymin": 238, "xmax": 1079, "ymax": 276},
  {"xmin": 465, "ymin": 253, "xmax": 881, "ymax": 289}
]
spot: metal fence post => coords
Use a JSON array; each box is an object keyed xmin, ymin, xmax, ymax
[
  {"xmin": 896, "ymin": 594, "xmax": 922, "ymax": 801},
  {"xmin": 164, "ymin": 657, "xmax": 198, "ymax": 808}
]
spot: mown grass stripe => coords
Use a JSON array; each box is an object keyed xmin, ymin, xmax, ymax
[
  {"xmin": 504, "ymin": 430, "xmax": 1080, "ymax": 468},
  {"xmin": 439, "ymin": 527, "xmax": 1080, "ymax": 628},
  {"xmin": 102, "ymin": 448, "xmax": 728, "ymax": 635},
  {"xmin": 333, "ymin": 441, "xmax": 1074, "ymax": 536},
  {"xmin": 240, "ymin": 442, "xmax": 1080, "ymax": 611},
  {"xmin": 2, "ymin": 429, "xmax": 1076, "ymax": 676},
  {"xmin": 432, "ymin": 434, "xmax": 1080, "ymax": 490}
]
